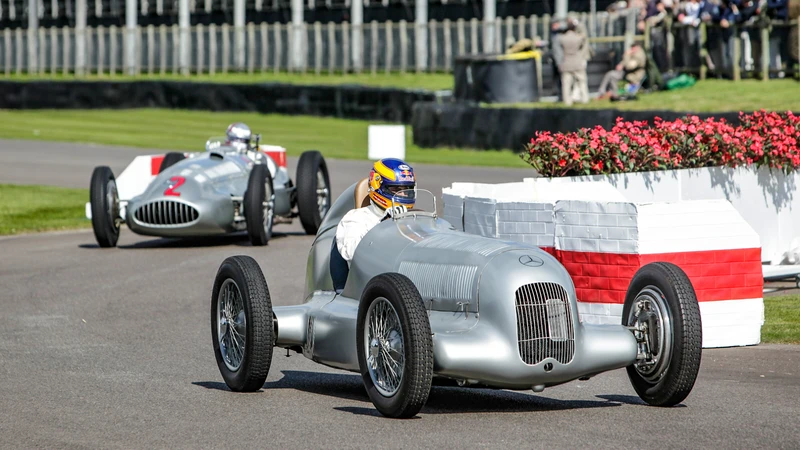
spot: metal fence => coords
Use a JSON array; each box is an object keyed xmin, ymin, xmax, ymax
[{"xmin": 0, "ymin": 11, "xmax": 638, "ymax": 75}]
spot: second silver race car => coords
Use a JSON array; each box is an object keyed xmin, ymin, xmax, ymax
[{"xmin": 88, "ymin": 134, "xmax": 330, "ymax": 247}]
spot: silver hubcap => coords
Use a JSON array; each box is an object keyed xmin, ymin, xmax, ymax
[
  {"xmin": 217, "ymin": 279, "xmax": 246, "ymax": 371},
  {"xmin": 628, "ymin": 286, "xmax": 673, "ymax": 383},
  {"xmin": 263, "ymin": 181, "xmax": 274, "ymax": 235},
  {"xmin": 106, "ymin": 180, "xmax": 120, "ymax": 228},
  {"xmin": 364, "ymin": 297, "xmax": 405, "ymax": 397},
  {"xmin": 316, "ymin": 169, "xmax": 330, "ymax": 217}
]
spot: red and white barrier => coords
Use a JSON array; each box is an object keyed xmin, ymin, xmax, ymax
[{"xmin": 443, "ymin": 181, "xmax": 765, "ymax": 348}]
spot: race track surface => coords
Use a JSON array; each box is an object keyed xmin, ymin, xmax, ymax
[{"xmin": 1, "ymin": 140, "xmax": 799, "ymax": 449}]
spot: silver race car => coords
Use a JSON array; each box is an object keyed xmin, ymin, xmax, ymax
[
  {"xmin": 209, "ymin": 183, "xmax": 702, "ymax": 418},
  {"xmin": 88, "ymin": 135, "xmax": 330, "ymax": 247}
]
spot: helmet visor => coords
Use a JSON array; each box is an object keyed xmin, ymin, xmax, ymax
[{"xmin": 385, "ymin": 185, "xmax": 416, "ymax": 201}]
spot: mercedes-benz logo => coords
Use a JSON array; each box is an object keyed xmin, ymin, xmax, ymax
[{"xmin": 518, "ymin": 255, "xmax": 544, "ymax": 267}]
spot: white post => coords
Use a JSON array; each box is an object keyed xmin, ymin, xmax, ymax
[
  {"xmin": 351, "ymin": 0, "xmax": 362, "ymax": 72},
  {"xmin": 385, "ymin": 20, "xmax": 393, "ymax": 73},
  {"xmin": 247, "ymin": 22, "xmax": 255, "ymax": 73},
  {"xmin": 179, "ymin": 0, "xmax": 190, "ymax": 74},
  {"xmin": 76, "ymin": 0, "xmax": 87, "ymax": 75},
  {"xmin": 159, "ymin": 24, "xmax": 167, "ymax": 74},
  {"xmin": 3, "ymin": 29, "xmax": 11, "ymax": 75},
  {"xmin": 290, "ymin": 0, "xmax": 303, "ymax": 71},
  {"xmin": 27, "ymin": 0, "xmax": 38, "ymax": 73},
  {"xmin": 555, "ymin": 0, "xmax": 568, "ymax": 20},
  {"xmin": 260, "ymin": 22, "xmax": 268, "ymax": 71},
  {"xmin": 125, "ymin": 0, "xmax": 137, "ymax": 75},
  {"xmin": 196, "ymin": 24, "xmax": 205, "ymax": 73},
  {"xmin": 234, "ymin": 0, "xmax": 245, "ymax": 70},
  {"xmin": 483, "ymin": 0, "xmax": 495, "ymax": 53},
  {"xmin": 415, "ymin": 0, "xmax": 427, "ymax": 71},
  {"xmin": 146, "ymin": 25, "xmax": 154, "ymax": 74}
]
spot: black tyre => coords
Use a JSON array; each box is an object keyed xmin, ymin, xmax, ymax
[
  {"xmin": 623, "ymin": 262, "xmax": 702, "ymax": 407},
  {"xmin": 244, "ymin": 164, "xmax": 274, "ymax": 246},
  {"xmin": 158, "ymin": 152, "xmax": 186, "ymax": 173},
  {"xmin": 296, "ymin": 150, "xmax": 331, "ymax": 235},
  {"xmin": 89, "ymin": 166, "xmax": 120, "ymax": 248},
  {"xmin": 357, "ymin": 273, "xmax": 433, "ymax": 418},
  {"xmin": 211, "ymin": 255, "xmax": 274, "ymax": 392}
]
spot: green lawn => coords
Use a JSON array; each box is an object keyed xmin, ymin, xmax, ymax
[
  {"xmin": 0, "ymin": 109, "xmax": 528, "ymax": 168},
  {"xmin": 0, "ymin": 184, "xmax": 89, "ymax": 235},
  {"xmin": 763, "ymin": 294, "xmax": 800, "ymax": 344},
  {"xmin": 0, "ymin": 72, "xmax": 455, "ymax": 92}
]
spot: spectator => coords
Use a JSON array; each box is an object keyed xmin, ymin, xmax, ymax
[
  {"xmin": 598, "ymin": 44, "xmax": 647, "ymax": 98},
  {"xmin": 641, "ymin": 0, "xmax": 671, "ymax": 71},
  {"xmin": 766, "ymin": 0, "xmax": 790, "ymax": 75},
  {"xmin": 557, "ymin": 20, "xmax": 590, "ymax": 106},
  {"xmin": 550, "ymin": 20, "xmax": 566, "ymax": 101}
]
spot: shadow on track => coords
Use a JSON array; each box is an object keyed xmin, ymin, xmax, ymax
[
  {"xmin": 193, "ymin": 370, "xmax": 622, "ymax": 415},
  {"xmin": 79, "ymin": 230, "xmax": 307, "ymax": 249}
]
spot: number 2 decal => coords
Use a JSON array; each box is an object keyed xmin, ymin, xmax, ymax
[{"xmin": 164, "ymin": 176, "xmax": 185, "ymax": 197}]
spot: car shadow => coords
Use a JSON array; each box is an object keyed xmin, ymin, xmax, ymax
[
  {"xmin": 193, "ymin": 370, "xmax": 622, "ymax": 415},
  {"xmin": 595, "ymin": 394, "xmax": 687, "ymax": 408},
  {"xmin": 78, "ymin": 230, "xmax": 308, "ymax": 249}
]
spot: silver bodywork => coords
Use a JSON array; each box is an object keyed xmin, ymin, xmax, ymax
[
  {"xmin": 272, "ymin": 183, "xmax": 639, "ymax": 390},
  {"xmin": 126, "ymin": 147, "xmax": 292, "ymax": 238}
]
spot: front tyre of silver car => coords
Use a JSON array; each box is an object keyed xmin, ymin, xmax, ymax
[
  {"xmin": 244, "ymin": 164, "xmax": 275, "ymax": 246},
  {"xmin": 211, "ymin": 255, "xmax": 273, "ymax": 392},
  {"xmin": 623, "ymin": 262, "xmax": 702, "ymax": 407},
  {"xmin": 296, "ymin": 150, "xmax": 331, "ymax": 235},
  {"xmin": 357, "ymin": 273, "xmax": 433, "ymax": 418},
  {"xmin": 89, "ymin": 166, "xmax": 121, "ymax": 248}
]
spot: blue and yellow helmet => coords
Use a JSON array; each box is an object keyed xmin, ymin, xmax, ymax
[{"xmin": 368, "ymin": 158, "xmax": 416, "ymax": 210}]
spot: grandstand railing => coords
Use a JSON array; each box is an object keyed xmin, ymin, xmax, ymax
[{"xmin": 0, "ymin": 11, "xmax": 644, "ymax": 75}]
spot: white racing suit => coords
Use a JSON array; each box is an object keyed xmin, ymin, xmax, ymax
[{"xmin": 335, "ymin": 202, "xmax": 406, "ymax": 263}]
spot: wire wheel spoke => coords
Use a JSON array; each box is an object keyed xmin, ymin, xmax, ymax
[
  {"xmin": 218, "ymin": 279, "xmax": 247, "ymax": 371},
  {"xmin": 364, "ymin": 297, "xmax": 405, "ymax": 397}
]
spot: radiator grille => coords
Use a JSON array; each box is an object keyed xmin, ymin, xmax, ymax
[
  {"xmin": 133, "ymin": 200, "xmax": 199, "ymax": 226},
  {"xmin": 515, "ymin": 282, "xmax": 575, "ymax": 366}
]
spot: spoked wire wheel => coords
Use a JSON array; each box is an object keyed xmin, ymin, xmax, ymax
[
  {"xmin": 217, "ymin": 279, "xmax": 247, "ymax": 372},
  {"xmin": 627, "ymin": 286, "xmax": 673, "ymax": 384},
  {"xmin": 365, "ymin": 297, "xmax": 405, "ymax": 397}
]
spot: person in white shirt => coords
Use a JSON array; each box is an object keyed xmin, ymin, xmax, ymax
[{"xmin": 335, "ymin": 158, "xmax": 416, "ymax": 263}]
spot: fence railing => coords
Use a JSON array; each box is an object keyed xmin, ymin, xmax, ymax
[{"xmin": 0, "ymin": 11, "xmax": 639, "ymax": 75}]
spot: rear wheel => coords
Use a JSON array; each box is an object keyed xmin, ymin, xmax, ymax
[
  {"xmin": 623, "ymin": 262, "xmax": 702, "ymax": 407},
  {"xmin": 357, "ymin": 273, "xmax": 433, "ymax": 418},
  {"xmin": 296, "ymin": 150, "xmax": 331, "ymax": 235},
  {"xmin": 211, "ymin": 255, "xmax": 274, "ymax": 392},
  {"xmin": 244, "ymin": 164, "xmax": 274, "ymax": 246},
  {"xmin": 89, "ymin": 166, "xmax": 120, "ymax": 248},
  {"xmin": 158, "ymin": 152, "xmax": 186, "ymax": 173}
]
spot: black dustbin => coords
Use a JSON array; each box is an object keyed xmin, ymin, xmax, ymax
[{"xmin": 453, "ymin": 51, "xmax": 542, "ymax": 104}]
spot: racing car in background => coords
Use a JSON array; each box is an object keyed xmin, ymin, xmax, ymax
[{"xmin": 87, "ymin": 134, "xmax": 331, "ymax": 247}]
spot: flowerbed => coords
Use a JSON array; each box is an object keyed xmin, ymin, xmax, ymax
[{"xmin": 523, "ymin": 111, "xmax": 800, "ymax": 177}]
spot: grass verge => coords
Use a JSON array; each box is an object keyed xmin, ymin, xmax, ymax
[
  {"xmin": 490, "ymin": 79, "xmax": 800, "ymax": 113},
  {"xmin": 763, "ymin": 294, "xmax": 800, "ymax": 344},
  {"xmin": 0, "ymin": 72, "xmax": 455, "ymax": 91},
  {"xmin": 0, "ymin": 184, "xmax": 89, "ymax": 235},
  {"xmin": 0, "ymin": 109, "xmax": 529, "ymax": 168}
]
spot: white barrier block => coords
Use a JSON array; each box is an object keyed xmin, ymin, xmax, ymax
[{"xmin": 367, "ymin": 125, "xmax": 405, "ymax": 160}]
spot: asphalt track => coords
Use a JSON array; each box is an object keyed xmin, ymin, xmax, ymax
[{"xmin": 1, "ymin": 140, "xmax": 799, "ymax": 449}]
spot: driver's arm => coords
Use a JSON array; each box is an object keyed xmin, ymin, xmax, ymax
[{"xmin": 335, "ymin": 209, "xmax": 373, "ymax": 262}]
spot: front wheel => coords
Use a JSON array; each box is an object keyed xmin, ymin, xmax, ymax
[
  {"xmin": 89, "ymin": 166, "xmax": 120, "ymax": 248},
  {"xmin": 623, "ymin": 262, "xmax": 702, "ymax": 407},
  {"xmin": 211, "ymin": 255, "xmax": 274, "ymax": 392},
  {"xmin": 244, "ymin": 164, "xmax": 274, "ymax": 246},
  {"xmin": 357, "ymin": 273, "xmax": 433, "ymax": 418},
  {"xmin": 296, "ymin": 150, "xmax": 331, "ymax": 235}
]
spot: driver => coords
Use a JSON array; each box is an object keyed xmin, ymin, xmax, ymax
[
  {"xmin": 225, "ymin": 122, "xmax": 252, "ymax": 152},
  {"xmin": 335, "ymin": 158, "xmax": 416, "ymax": 263}
]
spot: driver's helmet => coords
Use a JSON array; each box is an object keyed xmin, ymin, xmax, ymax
[
  {"xmin": 225, "ymin": 122, "xmax": 252, "ymax": 152},
  {"xmin": 368, "ymin": 158, "xmax": 416, "ymax": 210}
]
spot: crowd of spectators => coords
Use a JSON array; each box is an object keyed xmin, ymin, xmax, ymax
[{"xmin": 632, "ymin": 0, "xmax": 798, "ymax": 77}]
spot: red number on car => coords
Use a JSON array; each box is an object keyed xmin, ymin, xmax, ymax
[{"xmin": 164, "ymin": 176, "xmax": 185, "ymax": 197}]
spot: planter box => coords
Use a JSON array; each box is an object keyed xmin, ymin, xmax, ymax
[{"xmin": 526, "ymin": 166, "xmax": 800, "ymax": 266}]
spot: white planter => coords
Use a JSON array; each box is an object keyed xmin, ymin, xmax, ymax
[{"xmin": 527, "ymin": 166, "xmax": 800, "ymax": 266}]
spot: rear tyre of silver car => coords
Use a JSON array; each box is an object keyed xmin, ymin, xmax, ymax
[
  {"xmin": 158, "ymin": 152, "xmax": 186, "ymax": 173},
  {"xmin": 623, "ymin": 262, "xmax": 702, "ymax": 407},
  {"xmin": 244, "ymin": 164, "xmax": 274, "ymax": 246},
  {"xmin": 89, "ymin": 166, "xmax": 120, "ymax": 248},
  {"xmin": 211, "ymin": 255, "xmax": 274, "ymax": 392},
  {"xmin": 357, "ymin": 273, "xmax": 433, "ymax": 419},
  {"xmin": 296, "ymin": 150, "xmax": 331, "ymax": 235}
]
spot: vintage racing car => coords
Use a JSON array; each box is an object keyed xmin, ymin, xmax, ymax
[
  {"xmin": 209, "ymin": 183, "xmax": 702, "ymax": 418},
  {"xmin": 87, "ymin": 135, "xmax": 330, "ymax": 247}
]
